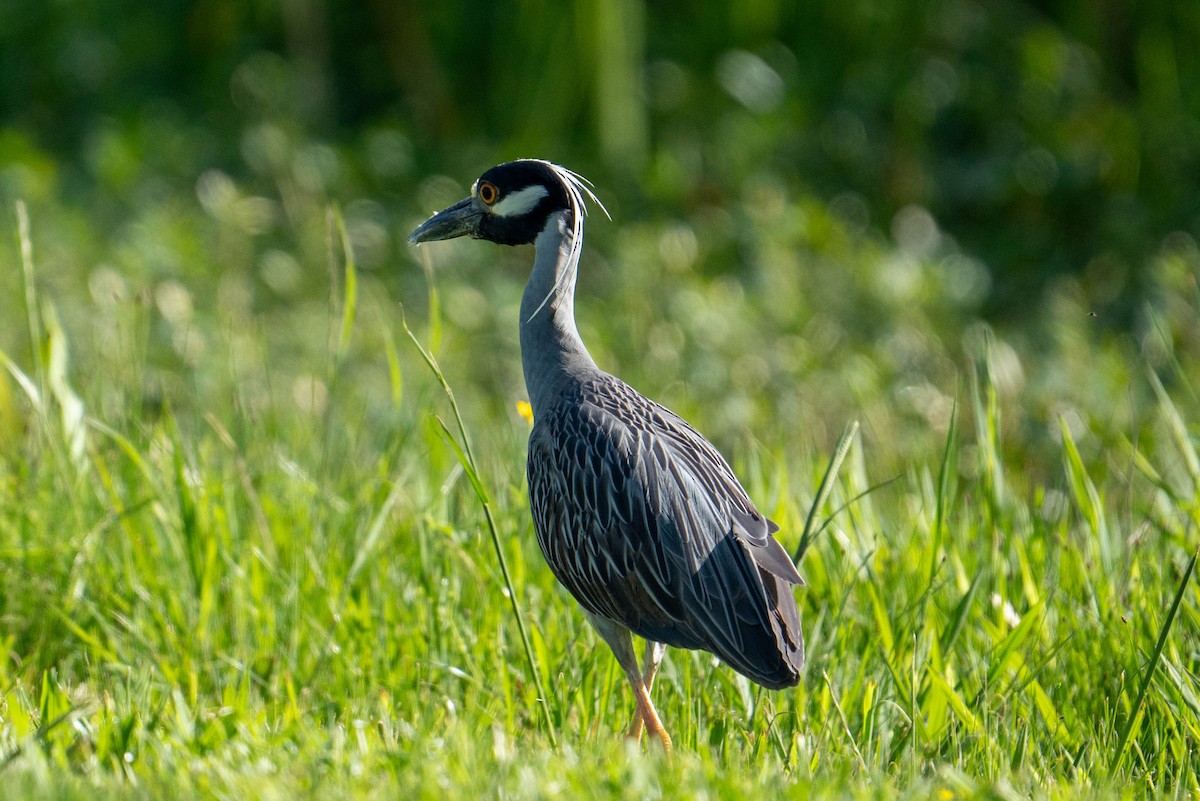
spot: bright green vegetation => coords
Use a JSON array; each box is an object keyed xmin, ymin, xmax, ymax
[
  {"xmin": 4, "ymin": 2, "xmax": 1200, "ymax": 797},
  {"xmin": 1, "ymin": 173, "xmax": 1199, "ymax": 799}
]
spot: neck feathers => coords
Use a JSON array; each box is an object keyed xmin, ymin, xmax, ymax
[{"xmin": 519, "ymin": 211, "xmax": 598, "ymax": 411}]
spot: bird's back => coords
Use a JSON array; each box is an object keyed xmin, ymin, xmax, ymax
[{"xmin": 527, "ymin": 373, "xmax": 804, "ymax": 689}]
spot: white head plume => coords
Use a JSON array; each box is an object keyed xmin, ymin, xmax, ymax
[{"xmin": 522, "ymin": 160, "xmax": 610, "ymax": 323}]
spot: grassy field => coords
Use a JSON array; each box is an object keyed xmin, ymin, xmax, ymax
[{"xmin": 2, "ymin": 169, "xmax": 1200, "ymax": 801}]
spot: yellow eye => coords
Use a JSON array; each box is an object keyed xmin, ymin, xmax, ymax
[{"xmin": 478, "ymin": 181, "xmax": 498, "ymax": 205}]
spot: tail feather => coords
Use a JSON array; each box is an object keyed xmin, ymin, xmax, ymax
[{"xmin": 743, "ymin": 568, "xmax": 803, "ymax": 688}]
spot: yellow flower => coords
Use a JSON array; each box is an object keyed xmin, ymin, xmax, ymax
[{"xmin": 516, "ymin": 400, "xmax": 534, "ymax": 426}]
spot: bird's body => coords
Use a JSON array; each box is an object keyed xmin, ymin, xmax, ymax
[
  {"xmin": 409, "ymin": 160, "xmax": 804, "ymax": 749},
  {"xmin": 528, "ymin": 374, "xmax": 804, "ymax": 689}
]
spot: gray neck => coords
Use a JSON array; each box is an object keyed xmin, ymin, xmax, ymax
[{"xmin": 519, "ymin": 211, "xmax": 598, "ymax": 412}]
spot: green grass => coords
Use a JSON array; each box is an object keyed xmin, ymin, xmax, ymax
[{"xmin": 2, "ymin": 188, "xmax": 1200, "ymax": 800}]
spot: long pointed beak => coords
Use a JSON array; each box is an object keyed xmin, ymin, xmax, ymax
[{"xmin": 408, "ymin": 197, "xmax": 482, "ymax": 244}]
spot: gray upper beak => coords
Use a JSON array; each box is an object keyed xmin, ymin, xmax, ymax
[{"xmin": 408, "ymin": 197, "xmax": 482, "ymax": 244}]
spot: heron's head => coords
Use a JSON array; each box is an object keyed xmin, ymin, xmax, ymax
[{"xmin": 408, "ymin": 160, "xmax": 606, "ymax": 247}]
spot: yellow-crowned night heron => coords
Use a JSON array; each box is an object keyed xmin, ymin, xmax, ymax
[{"xmin": 409, "ymin": 160, "xmax": 804, "ymax": 750}]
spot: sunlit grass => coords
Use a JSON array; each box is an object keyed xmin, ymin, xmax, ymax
[{"xmin": 2, "ymin": 193, "xmax": 1199, "ymax": 801}]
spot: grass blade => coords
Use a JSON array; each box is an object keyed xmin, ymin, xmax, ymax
[
  {"xmin": 1110, "ymin": 547, "xmax": 1198, "ymax": 772},
  {"xmin": 794, "ymin": 419, "xmax": 858, "ymax": 562},
  {"xmin": 940, "ymin": 571, "xmax": 981, "ymax": 656},
  {"xmin": 42, "ymin": 301, "xmax": 87, "ymax": 470},
  {"xmin": 15, "ymin": 201, "xmax": 44, "ymax": 400},
  {"xmin": 930, "ymin": 400, "xmax": 958, "ymax": 583},
  {"xmin": 1059, "ymin": 416, "xmax": 1111, "ymax": 570},
  {"xmin": 402, "ymin": 311, "xmax": 558, "ymax": 747},
  {"xmin": 346, "ymin": 472, "xmax": 408, "ymax": 590},
  {"xmin": 824, "ymin": 671, "xmax": 868, "ymax": 772},
  {"xmin": 1147, "ymin": 369, "xmax": 1200, "ymax": 491},
  {"xmin": 987, "ymin": 598, "xmax": 1044, "ymax": 687},
  {"xmin": 328, "ymin": 205, "xmax": 358, "ymax": 364}
]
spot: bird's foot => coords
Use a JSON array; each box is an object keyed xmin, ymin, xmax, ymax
[{"xmin": 627, "ymin": 707, "xmax": 671, "ymax": 754}]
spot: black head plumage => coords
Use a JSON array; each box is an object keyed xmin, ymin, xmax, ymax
[
  {"xmin": 408, "ymin": 159, "xmax": 606, "ymax": 249},
  {"xmin": 472, "ymin": 160, "xmax": 574, "ymax": 245}
]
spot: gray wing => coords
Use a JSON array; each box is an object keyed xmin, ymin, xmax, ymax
[
  {"xmin": 632, "ymin": 394, "xmax": 805, "ymax": 587},
  {"xmin": 527, "ymin": 378, "xmax": 804, "ymax": 689}
]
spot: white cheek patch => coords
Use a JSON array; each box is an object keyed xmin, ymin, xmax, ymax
[{"xmin": 490, "ymin": 184, "xmax": 549, "ymax": 217}]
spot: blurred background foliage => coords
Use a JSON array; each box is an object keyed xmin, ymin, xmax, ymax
[{"xmin": 0, "ymin": 0, "xmax": 1198, "ymax": 473}]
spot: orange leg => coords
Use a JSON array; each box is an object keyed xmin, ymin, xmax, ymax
[
  {"xmin": 627, "ymin": 640, "xmax": 665, "ymax": 742},
  {"xmin": 586, "ymin": 612, "xmax": 672, "ymax": 753},
  {"xmin": 628, "ymin": 673, "xmax": 672, "ymax": 752}
]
